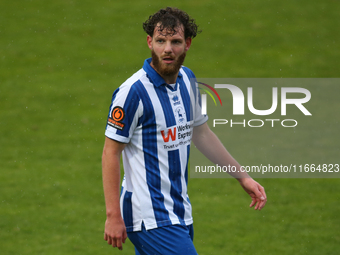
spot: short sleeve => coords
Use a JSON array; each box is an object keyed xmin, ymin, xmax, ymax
[
  {"xmin": 105, "ymin": 83, "xmax": 142, "ymax": 143},
  {"xmin": 180, "ymin": 67, "xmax": 208, "ymax": 127},
  {"xmin": 192, "ymin": 84, "xmax": 208, "ymax": 126}
]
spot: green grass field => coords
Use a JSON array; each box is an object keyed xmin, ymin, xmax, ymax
[{"xmin": 1, "ymin": 0, "xmax": 340, "ymax": 254}]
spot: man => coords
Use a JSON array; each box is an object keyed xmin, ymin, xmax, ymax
[{"xmin": 102, "ymin": 7, "xmax": 267, "ymax": 254}]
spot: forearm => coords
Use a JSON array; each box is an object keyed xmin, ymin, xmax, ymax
[
  {"xmin": 102, "ymin": 137, "xmax": 128, "ymax": 249},
  {"xmin": 192, "ymin": 124, "xmax": 250, "ymax": 180},
  {"xmin": 192, "ymin": 123, "xmax": 267, "ymax": 210},
  {"xmin": 102, "ymin": 139, "xmax": 124, "ymax": 218}
]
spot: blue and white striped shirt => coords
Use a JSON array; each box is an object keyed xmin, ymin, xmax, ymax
[{"xmin": 105, "ymin": 58, "xmax": 208, "ymax": 232}]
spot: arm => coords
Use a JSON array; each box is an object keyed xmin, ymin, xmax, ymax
[
  {"xmin": 192, "ymin": 122, "xmax": 267, "ymax": 210},
  {"xmin": 102, "ymin": 137, "xmax": 127, "ymax": 250}
]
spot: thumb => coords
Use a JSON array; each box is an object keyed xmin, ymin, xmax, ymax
[{"xmin": 252, "ymin": 184, "xmax": 265, "ymax": 200}]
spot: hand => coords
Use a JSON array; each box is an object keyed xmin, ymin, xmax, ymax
[
  {"xmin": 104, "ymin": 216, "xmax": 127, "ymax": 250},
  {"xmin": 238, "ymin": 178, "xmax": 267, "ymax": 210}
]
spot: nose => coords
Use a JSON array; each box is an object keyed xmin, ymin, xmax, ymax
[{"xmin": 164, "ymin": 41, "xmax": 173, "ymax": 54}]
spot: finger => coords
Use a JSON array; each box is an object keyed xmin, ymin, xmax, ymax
[
  {"xmin": 257, "ymin": 188, "xmax": 267, "ymax": 210},
  {"xmin": 254, "ymin": 196, "xmax": 264, "ymax": 210},
  {"xmin": 258, "ymin": 185, "xmax": 267, "ymax": 200},
  {"xmin": 254, "ymin": 197, "xmax": 266, "ymax": 210},
  {"xmin": 258, "ymin": 200, "xmax": 266, "ymax": 210},
  {"xmin": 104, "ymin": 233, "xmax": 112, "ymax": 244},
  {"xmin": 249, "ymin": 198, "xmax": 257, "ymax": 208},
  {"xmin": 107, "ymin": 236, "xmax": 113, "ymax": 245},
  {"xmin": 116, "ymin": 238, "xmax": 123, "ymax": 250},
  {"xmin": 111, "ymin": 235, "xmax": 123, "ymax": 250},
  {"xmin": 258, "ymin": 198, "xmax": 267, "ymax": 210},
  {"xmin": 256, "ymin": 199, "xmax": 262, "ymax": 210},
  {"xmin": 254, "ymin": 186, "xmax": 266, "ymax": 201},
  {"xmin": 253, "ymin": 199, "xmax": 259, "ymax": 210},
  {"xmin": 111, "ymin": 238, "xmax": 117, "ymax": 248},
  {"xmin": 122, "ymin": 230, "xmax": 128, "ymax": 244}
]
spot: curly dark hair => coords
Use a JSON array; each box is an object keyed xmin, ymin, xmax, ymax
[{"xmin": 143, "ymin": 7, "xmax": 201, "ymax": 39}]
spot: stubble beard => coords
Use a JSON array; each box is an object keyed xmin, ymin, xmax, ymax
[{"xmin": 151, "ymin": 50, "xmax": 186, "ymax": 78}]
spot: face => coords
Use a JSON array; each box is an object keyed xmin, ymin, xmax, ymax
[{"xmin": 147, "ymin": 24, "xmax": 192, "ymax": 79}]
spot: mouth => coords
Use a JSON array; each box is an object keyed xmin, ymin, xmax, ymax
[{"xmin": 162, "ymin": 56, "xmax": 175, "ymax": 64}]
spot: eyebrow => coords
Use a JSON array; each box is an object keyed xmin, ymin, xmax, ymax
[{"xmin": 154, "ymin": 32, "xmax": 184, "ymax": 40}]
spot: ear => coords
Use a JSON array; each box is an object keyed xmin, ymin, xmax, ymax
[
  {"xmin": 147, "ymin": 35, "xmax": 153, "ymax": 50},
  {"xmin": 185, "ymin": 37, "xmax": 192, "ymax": 51}
]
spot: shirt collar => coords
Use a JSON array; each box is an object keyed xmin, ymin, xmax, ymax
[{"xmin": 142, "ymin": 58, "xmax": 183, "ymax": 88}]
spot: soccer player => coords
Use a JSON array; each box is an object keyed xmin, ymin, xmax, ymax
[{"xmin": 102, "ymin": 7, "xmax": 267, "ymax": 254}]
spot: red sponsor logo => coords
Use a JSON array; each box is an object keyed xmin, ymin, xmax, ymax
[{"xmin": 161, "ymin": 127, "xmax": 176, "ymax": 142}]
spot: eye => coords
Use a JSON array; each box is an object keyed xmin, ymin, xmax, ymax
[{"xmin": 172, "ymin": 39, "xmax": 184, "ymax": 45}]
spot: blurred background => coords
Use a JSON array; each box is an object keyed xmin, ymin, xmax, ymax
[{"xmin": 1, "ymin": 0, "xmax": 339, "ymax": 254}]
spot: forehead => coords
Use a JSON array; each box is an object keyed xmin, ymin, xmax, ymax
[{"xmin": 153, "ymin": 23, "xmax": 185, "ymax": 39}]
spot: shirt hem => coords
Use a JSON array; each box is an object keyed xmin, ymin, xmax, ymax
[{"xmin": 126, "ymin": 218, "xmax": 194, "ymax": 233}]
